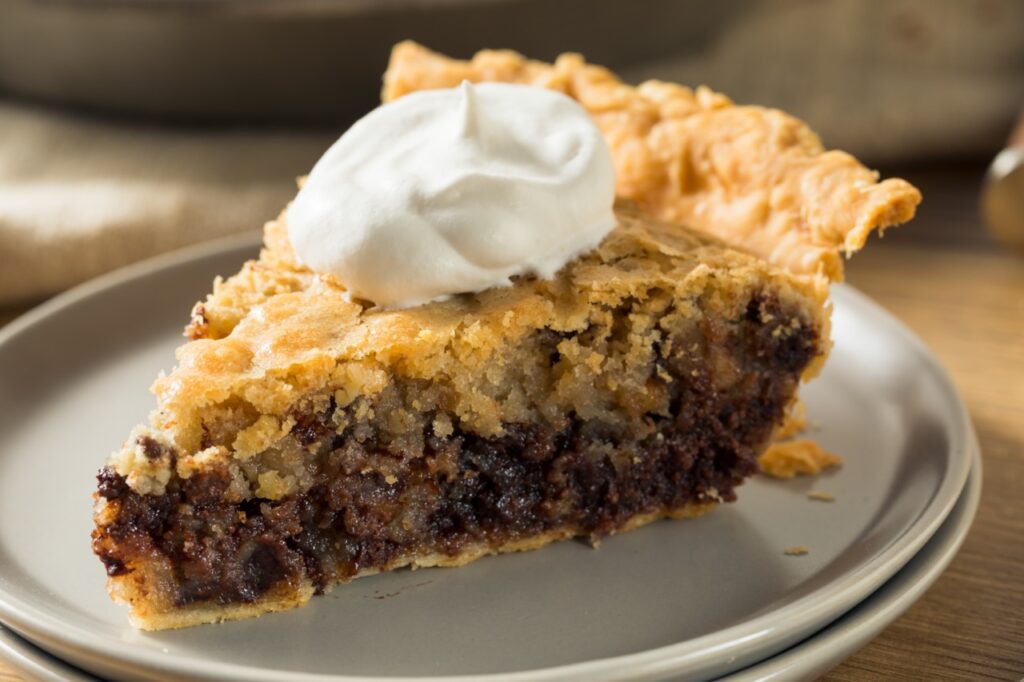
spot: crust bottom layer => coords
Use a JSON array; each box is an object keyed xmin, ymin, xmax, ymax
[{"xmin": 112, "ymin": 503, "xmax": 714, "ymax": 631}]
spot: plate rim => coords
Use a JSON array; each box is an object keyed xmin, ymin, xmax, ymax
[
  {"xmin": 0, "ymin": 236, "xmax": 975, "ymax": 682},
  {"xmin": 0, "ymin": 624, "xmax": 97, "ymax": 682},
  {"xmin": 0, "ymin": 433, "xmax": 983, "ymax": 682},
  {"xmin": 722, "ymin": 432, "xmax": 982, "ymax": 681}
]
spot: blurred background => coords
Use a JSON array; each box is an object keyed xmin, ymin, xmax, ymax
[
  {"xmin": 0, "ymin": 3, "xmax": 1022, "ymax": 679},
  {"xmin": 1, "ymin": 0, "xmax": 1022, "ymax": 304}
]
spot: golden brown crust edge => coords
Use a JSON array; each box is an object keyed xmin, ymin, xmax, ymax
[
  {"xmin": 382, "ymin": 41, "xmax": 921, "ymax": 282},
  {"xmin": 109, "ymin": 502, "xmax": 715, "ymax": 630}
]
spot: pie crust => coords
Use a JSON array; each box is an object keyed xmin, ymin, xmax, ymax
[{"xmin": 384, "ymin": 41, "xmax": 921, "ymax": 281}]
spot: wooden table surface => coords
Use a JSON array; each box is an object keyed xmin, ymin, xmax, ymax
[{"xmin": 0, "ymin": 164, "xmax": 1021, "ymax": 681}]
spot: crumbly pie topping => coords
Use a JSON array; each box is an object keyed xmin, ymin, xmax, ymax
[
  {"xmin": 161, "ymin": 205, "xmax": 828, "ymax": 468},
  {"xmin": 758, "ymin": 439, "xmax": 843, "ymax": 479}
]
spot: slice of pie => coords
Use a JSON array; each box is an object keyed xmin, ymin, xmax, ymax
[{"xmin": 92, "ymin": 44, "xmax": 919, "ymax": 631}]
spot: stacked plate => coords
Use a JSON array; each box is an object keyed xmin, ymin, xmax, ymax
[{"xmin": 0, "ymin": 236, "xmax": 979, "ymax": 681}]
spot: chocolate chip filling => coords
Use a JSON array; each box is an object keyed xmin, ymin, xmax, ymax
[{"xmin": 92, "ymin": 293, "xmax": 818, "ymax": 609}]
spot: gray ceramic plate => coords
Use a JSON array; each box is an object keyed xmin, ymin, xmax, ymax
[
  {"xmin": 0, "ymin": 447, "xmax": 983, "ymax": 682},
  {"xmin": 721, "ymin": 435, "xmax": 981, "ymax": 681},
  {"xmin": 0, "ymin": 235, "xmax": 974, "ymax": 681}
]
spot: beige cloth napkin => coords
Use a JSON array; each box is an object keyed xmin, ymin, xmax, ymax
[{"xmin": 0, "ymin": 103, "xmax": 335, "ymax": 304}]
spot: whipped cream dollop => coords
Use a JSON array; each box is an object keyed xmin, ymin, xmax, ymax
[{"xmin": 287, "ymin": 81, "xmax": 616, "ymax": 308}]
